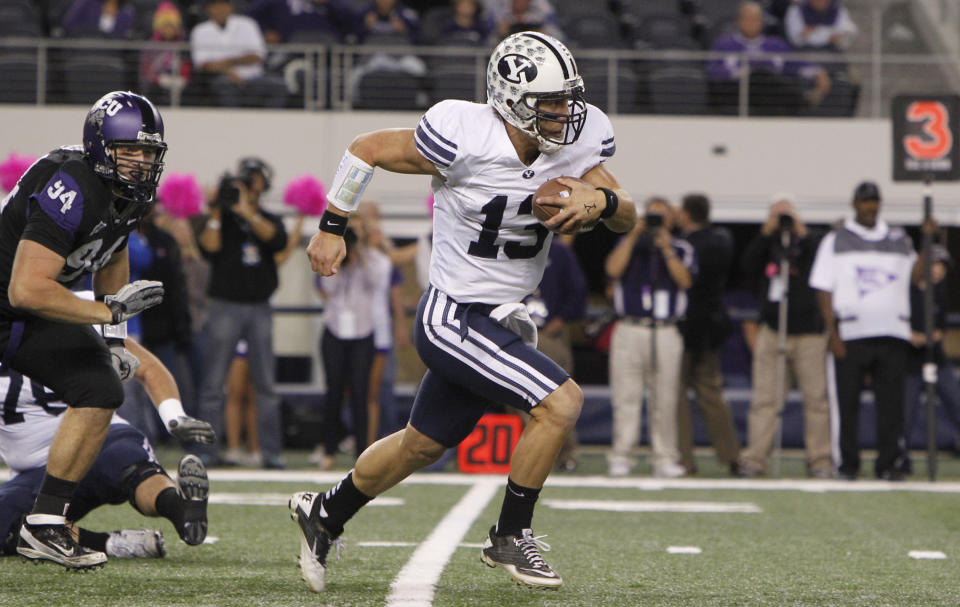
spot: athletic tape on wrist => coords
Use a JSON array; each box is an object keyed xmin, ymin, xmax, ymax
[
  {"xmin": 101, "ymin": 320, "xmax": 127, "ymax": 340},
  {"xmin": 327, "ymin": 149, "xmax": 374, "ymax": 213},
  {"xmin": 158, "ymin": 398, "xmax": 186, "ymax": 432}
]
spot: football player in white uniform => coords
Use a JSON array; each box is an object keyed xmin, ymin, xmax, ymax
[
  {"xmin": 0, "ymin": 328, "xmax": 214, "ymax": 560},
  {"xmin": 292, "ymin": 32, "xmax": 636, "ymax": 591}
]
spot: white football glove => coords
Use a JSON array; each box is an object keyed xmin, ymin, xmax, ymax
[
  {"xmin": 104, "ymin": 280, "xmax": 164, "ymax": 324},
  {"xmin": 106, "ymin": 338, "xmax": 140, "ymax": 382}
]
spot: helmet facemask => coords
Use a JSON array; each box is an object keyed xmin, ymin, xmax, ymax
[
  {"xmin": 514, "ymin": 85, "xmax": 587, "ymax": 152},
  {"xmin": 104, "ymin": 140, "xmax": 167, "ymax": 223}
]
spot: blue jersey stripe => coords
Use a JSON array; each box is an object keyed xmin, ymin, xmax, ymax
[
  {"xmin": 420, "ymin": 117, "xmax": 458, "ymax": 150},
  {"xmin": 415, "ymin": 138, "xmax": 451, "ymax": 169},
  {"xmin": 415, "ymin": 125, "xmax": 456, "ymax": 163}
]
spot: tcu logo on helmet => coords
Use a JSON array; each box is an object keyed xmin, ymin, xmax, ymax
[
  {"xmin": 497, "ymin": 54, "xmax": 538, "ymax": 85},
  {"xmin": 95, "ymin": 97, "xmax": 123, "ymax": 117}
]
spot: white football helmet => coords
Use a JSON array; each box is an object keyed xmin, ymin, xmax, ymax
[{"xmin": 486, "ymin": 31, "xmax": 587, "ymax": 153}]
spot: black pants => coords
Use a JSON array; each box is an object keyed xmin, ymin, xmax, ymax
[
  {"xmin": 320, "ymin": 329, "xmax": 374, "ymax": 457},
  {"xmin": 834, "ymin": 337, "xmax": 908, "ymax": 477}
]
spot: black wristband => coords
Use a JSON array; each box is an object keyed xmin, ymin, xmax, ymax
[
  {"xmin": 319, "ymin": 209, "xmax": 348, "ymax": 236},
  {"xmin": 597, "ymin": 187, "xmax": 619, "ymax": 219}
]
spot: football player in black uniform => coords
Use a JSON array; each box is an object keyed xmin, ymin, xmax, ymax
[{"xmin": 0, "ymin": 91, "xmax": 169, "ymax": 570}]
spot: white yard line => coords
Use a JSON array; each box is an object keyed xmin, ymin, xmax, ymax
[
  {"xmin": 384, "ymin": 479, "xmax": 501, "ymax": 607},
  {"xmin": 543, "ymin": 499, "xmax": 762, "ymax": 513}
]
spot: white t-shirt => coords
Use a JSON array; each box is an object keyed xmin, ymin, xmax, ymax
[
  {"xmin": 190, "ymin": 15, "xmax": 267, "ymax": 81},
  {"xmin": 415, "ymin": 100, "xmax": 616, "ymax": 304},
  {"xmin": 809, "ymin": 217, "xmax": 916, "ymax": 341}
]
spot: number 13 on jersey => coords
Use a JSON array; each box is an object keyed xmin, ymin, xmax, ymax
[{"xmin": 467, "ymin": 194, "xmax": 548, "ymax": 260}]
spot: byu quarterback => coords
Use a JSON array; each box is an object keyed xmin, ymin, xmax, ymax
[{"xmin": 293, "ymin": 32, "xmax": 637, "ymax": 592}]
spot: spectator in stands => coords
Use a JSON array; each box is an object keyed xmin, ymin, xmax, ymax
[
  {"xmin": 785, "ymin": 0, "xmax": 858, "ymax": 52},
  {"xmin": 738, "ymin": 196, "xmax": 832, "ymax": 479},
  {"xmin": 195, "ymin": 158, "xmax": 288, "ymax": 469},
  {"xmin": 809, "ymin": 181, "xmax": 932, "ymax": 481},
  {"xmin": 485, "ymin": 0, "xmax": 563, "ymax": 41},
  {"xmin": 605, "ymin": 198, "xmax": 695, "ymax": 478},
  {"xmin": 314, "ymin": 226, "xmax": 392, "ymax": 469},
  {"xmin": 189, "ymin": 0, "xmax": 288, "ymax": 108},
  {"xmin": 706, "ymin": 1, "xmax": 831, "ymax": 115},
  {"xmin": 140, "ymin": 2, "xmax": 191, "ymax": 106},
  {"xmin": 62, "ymin": 0, "xmax": 135, "ymax": 38},
  {"xmin": 675, "ymin": 193, "xmax": 741, "ymax": 476},
  {"xmin": 358, "ymin": 0, "xmax": 421, "ymax": 43},
  {"xmin": 532, "ymin": 233, "xmax": 588, "ymax": 471},
  {"xmin": 246, "ymin": 0, "xmax": 357, "ymax": 43},
  {"xmin": 436, "ymin": 0, "xmax": 494, "ymax": 44},
  {"xmin": 901, "ymin": 245, "xmax": 960, "ymax": 471}
]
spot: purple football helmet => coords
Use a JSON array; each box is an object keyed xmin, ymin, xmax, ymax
[{"xmin": 83, "ymin": 91, "xmax": 167, "ymax": 222}]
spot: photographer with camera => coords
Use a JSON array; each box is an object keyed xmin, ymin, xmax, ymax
[
  {"xmin": 738, "ymin": 196, "xmax": 832, "ymax": 478},
  {"xmin": 195, "ymin": 157, "xmax": 288, "ymax": 469},
  {"xmin": 605, "ymin": 198, "xmax": 695, "ymax": 478}
]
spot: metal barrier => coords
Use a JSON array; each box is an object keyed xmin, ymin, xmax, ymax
[{"xmin": 0, "ymin": 37, "xmax": 957, "ymax": 117}]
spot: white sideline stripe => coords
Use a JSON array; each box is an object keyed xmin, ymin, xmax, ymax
[
  {"xmin": 6, "ymin": 467, "xmax": 960, "ymax": 494},
  {"xmin": 667, "ymin": 546, "xmax": 702, "ymax": 554},
  {"xmin": 206, "ymin": 493, "xmax": 404, "ymax": 507},
  {"xmin": 908, "ymin": 550, "xmax": 947, "ymax": 560},
  {"xmin": 543, "ymin": 499, "xmax": 762, "ymax": 513},
  {"xmin": 384, "ymin": 479, "xmax": 500, "ymax": 607},
  {"xmin": 356, "ymin": 541, "xmax": 487, "ymax": 549}
]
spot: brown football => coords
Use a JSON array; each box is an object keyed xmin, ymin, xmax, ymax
[{"xmin": 532, "ymin": 177, "xmax": 574, "ymax": 223}]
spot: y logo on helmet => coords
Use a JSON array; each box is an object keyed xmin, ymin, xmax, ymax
[{"xmin": 498, "ymin": 54, "xmax": 538, "ymax": 84}]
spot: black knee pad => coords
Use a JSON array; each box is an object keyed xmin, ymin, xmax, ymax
[{"xmin": 120, "ymin": 462, "xmax": 169, "ymax": 514}]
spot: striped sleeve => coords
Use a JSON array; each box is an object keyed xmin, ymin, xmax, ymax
[{"xmin": 414, "ymin": 102, "xmax": 460, "ymax": 172}]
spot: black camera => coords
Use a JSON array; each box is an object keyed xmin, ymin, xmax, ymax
[
  {"xmin": 778, "ymin": 213, "xmax": 794, "ymax": 231},
  {"xmin": 645, "ymin": 212, "xmax": 664, "ymax": 230},
  {"xmin": 215, "ymin": 173, "xmax": 241, "ymax": 209}
]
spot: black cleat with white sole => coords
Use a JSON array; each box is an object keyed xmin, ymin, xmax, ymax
[
  {"xmin": 480, "ymin": 526, "xmax": 563, "ymax": 588},
  {"xmin": 177, "ymin": 454, "xmax": 209, "ymax": 545},
  {"xmin": 17, "ymin": 521, "xmax": 107, "ymax": 570}
]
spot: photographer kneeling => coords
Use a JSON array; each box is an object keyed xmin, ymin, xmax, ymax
[{"xmin": 195, "ymin": 157, "xmax": 288, "ymax": 468}]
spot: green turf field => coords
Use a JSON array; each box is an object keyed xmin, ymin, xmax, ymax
[{"xmin": 2, "ymin": 451, "xmax": 959, "ymax": 607}]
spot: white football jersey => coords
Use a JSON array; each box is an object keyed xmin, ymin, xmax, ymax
[
  {"xmin": 0, "ymin": 373, "xmax": 127, "ymax": 473},
  {"xmin": 415, "ymin": 100, "xmax": 616, "ymax": 303}
]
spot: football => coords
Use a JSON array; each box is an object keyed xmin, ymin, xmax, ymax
[{"xmin": 532, "ymin": 177, "xmax": 574, "ymax": 222}]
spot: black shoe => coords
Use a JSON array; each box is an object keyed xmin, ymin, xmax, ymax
[
  {"xmin": 877, "ymin": 468, "xmax": 905, "ymax": 482},
  {"xmin": 177, "ymin": 454, "xmax": 209, "ymax": 545},
  {"xmin": 480, "ymin": 526, "xmax": 562, "ymax": 588},
  {"xmin": 17, "ymin": 520, "xmax": 106, "ymax": 570},
  {"xmin": 289, "ymin": 492, "xmax": 342, "ymax": 593},
  {"xmin": 837, "ymin": 470, "xmax": 858, "ymax": 481}
]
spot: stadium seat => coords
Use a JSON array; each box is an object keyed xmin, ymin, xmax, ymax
[
  {"xmin": 0, "ymin": 52, "xmax": 39, "ymax": 104},
  {"xmin": 565, "ymin": 13, "xmax": 624, "ymax": 49},
  {"xmin": 0, "ymin": 0, "xmax": 44, "ymax": 37},
  {"xmin": 354, "ymin": 69, "xmax": 423, "ymax": 110},
  {"xmin": 62, "ymin": 53, "xmax": 128, "ymax": 105},
  {"xmin": 429, "ymin": 65, "xmax": 481, "ymax": 103},
  {"xmin": 287, "ymin": 29, "xmax": 341, "ymax": 45},
  {"xmin": 420, "ymin": 6, "xmax": 453, "ymax": 45},
  {"xmin": 579, "ymin": 60, "xmax": 641, "ymax": 114},
  {"xmin": 633, "ymin": 12, "xmax": 698, "ymax": 50},
  {"xmin": 648, "ymin": 65, "xmax": 708, "ymax": 115}
]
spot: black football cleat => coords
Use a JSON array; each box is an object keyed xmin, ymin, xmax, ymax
[
  {"xmin": 289, "ymin": 492, "xmax": 343, "ymax": 592},
  {"xmin": 17, "ymin": 520, "xmax": 106, "ymax": 570},
  {"xmin": 177, "ymin": 454, "xmax": 209, "ymax": 545},
  {"xmin": 480, "ymin": 526, "xmax": 562, "ymax": 588}
]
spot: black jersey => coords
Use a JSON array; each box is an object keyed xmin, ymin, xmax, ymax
[{"xmin": 0, "ymin": 146, "xmax": 132, "ymax": 321}]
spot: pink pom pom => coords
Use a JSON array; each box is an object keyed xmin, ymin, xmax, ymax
[
  {"xmin": 0, "ymin": 152, "xmax": 38, "ymax": 193},
  {"xmin": 284, "ymin": 174, "xmax": 327, "ymax": 216},
  {"xmin": 426, "ymin": 191, "xmax": 434, "ymax": 217},
  {"xmin": 157, "ymin": 173, "xmax": 203, "ymax": 219}
]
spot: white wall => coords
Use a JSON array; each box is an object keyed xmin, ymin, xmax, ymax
[{"xmin": 2, "ymin": 105, "xmax": 959, "ymax": 230}]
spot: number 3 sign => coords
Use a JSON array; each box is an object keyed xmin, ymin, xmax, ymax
[{"xmin": 893, "ymin": 95, "xmax": 960, "ymax": 181}]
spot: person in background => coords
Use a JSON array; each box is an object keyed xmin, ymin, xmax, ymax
[
  {"xmin": 738, "ymin": 196, "xmax": 832, "ymax": 479},
  {"xmin": 485, "ymin": 0, "xmax": 563, "ymax": 40},
  {"xmin": 189, "ymin": 0, "xmax": 288, "ymax": 108},
  {"xmin": 606, "ymin": 198, "xmax": 695, "ymax": 478},
  {"xmin": 62, "ymin": 0, "xmax": 136, "ymax": 38},
  {"xmin": 437, "ymin": 0, "xmax": 494, "ymax": 44},
  {"xmin": 531, "ymin": 233, "xmax": 588, "ymax": 471},
  {"xmin": 675, "ymin": 193, "xmax": 741, "ymax": 476},
  {"xmin": 809, "ymin": 181, "xmax": 932, "ymax": 481},
  {"xmin": 140, "ymin": 2, "xmax": 191, "ymax": 106},
  {"xmin": 785, "ymin": 0, "xmax": 858, "ymax": 52},
  {"xmin": 195, "ymin": 157, "xmax": 288, "ymax": 469},
  {"xmin": 246, "ymin": 0, "xmax": 357, "ymax": 43},
  {"xmin": 901, "ymin": 245, "xmax": 960, "ymax": 472},
  {"xmin": 314, "ymin": 226, "xmax": 392, "ymax": 469},
  {"xmin": 358, "ymin": 0, "xmax": 421, "ymax": 43}
]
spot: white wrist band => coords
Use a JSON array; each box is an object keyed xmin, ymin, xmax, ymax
[
  {"xmin": 158, "ymin": 398, "xmax": 186, "ymax": 431},
  {"xmin": 327, "ymin": 149, "xmax": 374, "ymax": 213},
  {"xmin": 101, "ymin": 320, "xmax": 127, "ymax": 339}
]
